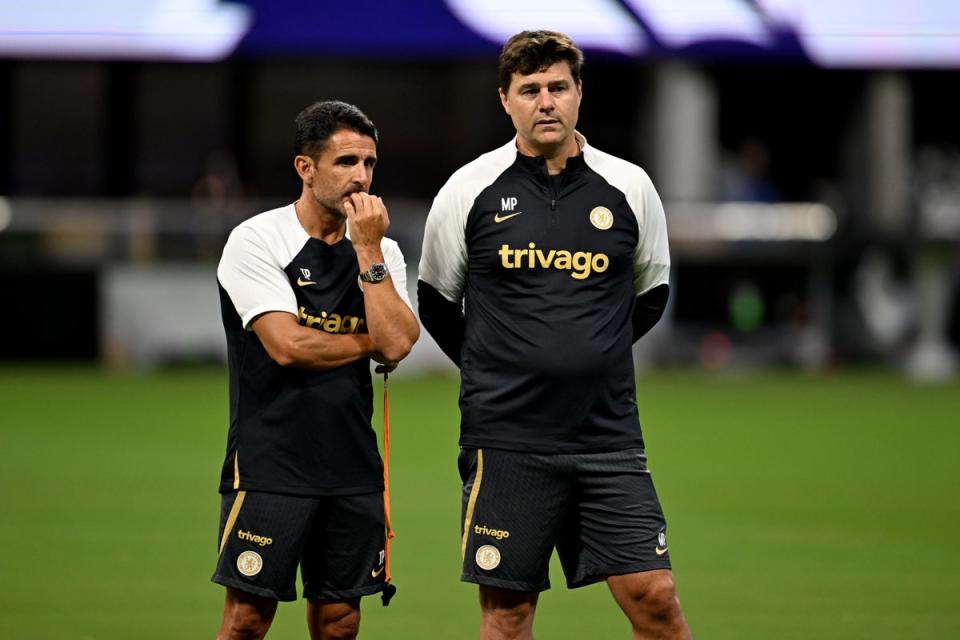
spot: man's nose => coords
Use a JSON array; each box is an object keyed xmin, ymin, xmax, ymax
[
  {"xmin": 350, "ymin": 164, "xmax": 369, "ymax": 185},
  {"xmin": 537, "ymin": 88, "xmax": 555, "ymax": 111}
]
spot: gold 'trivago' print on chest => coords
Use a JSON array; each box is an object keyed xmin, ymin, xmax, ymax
[{"xmin": 298, "ymin": 306, "xmax": 365, "ymax": 334}]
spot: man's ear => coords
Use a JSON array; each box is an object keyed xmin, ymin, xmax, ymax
[
  {"xmin": 499, "ymin": 88, "xmax": 510, "ymax": 115},
  {"xmin": 294, "ymin": 155, "xmax": 313, "ymax": 183}
]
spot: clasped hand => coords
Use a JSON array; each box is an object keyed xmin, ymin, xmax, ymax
[{"xmin": 344, "ymin": 193, "xmax": 389, "ymax": 248}]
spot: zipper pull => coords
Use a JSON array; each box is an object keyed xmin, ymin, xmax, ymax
[{"xmin": 551, "ymin": 199, "xmax": 556, "ymax": 211}]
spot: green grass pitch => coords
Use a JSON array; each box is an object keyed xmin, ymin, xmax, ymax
[{"xmin": 1, "ymin": 366, "xmax": 958, "ymax": 638}]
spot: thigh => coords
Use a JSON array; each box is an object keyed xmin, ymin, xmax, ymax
[
  {"xmin": 212, "ymin": 490, "xmax": 317, "ymax": 601},
  {"xmin": 556, "ymin": 449, "xmax": 671, "ymax": 588},
  {"xmin": 459, "ymin": 448, "xmax": 571, "ymax": 592},
  {"xmin": 301, "ymin": 491, "xmax": 387, "ymax": 601}
]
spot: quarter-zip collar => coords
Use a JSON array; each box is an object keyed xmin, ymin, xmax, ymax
[{"xmin": 511, "ymin": 131, "xmax": 590, "ymax": 188}]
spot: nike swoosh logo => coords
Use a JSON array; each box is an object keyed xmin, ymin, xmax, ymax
[
  {"xmin": 494, "ymin": 212, "xmax": 522, "ymax": 223},
  {"xmin": 655, "ymin": 547, "xmax": 668, "ymax": 557},
  {"xmin": 296, "ymin": 277, "xmax": 316, "ymax": 287},
  {"xmin": 371, "ymin": 566, "xmax": 385, "ymax": 578}
]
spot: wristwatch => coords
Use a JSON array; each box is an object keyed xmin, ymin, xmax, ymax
[{"xmin": 358, "ymin": 262, "xmax": 389, "ymax": 284}]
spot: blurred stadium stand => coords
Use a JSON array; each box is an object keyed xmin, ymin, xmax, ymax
[{"xmin": 1, "ymin": 1, "xmax": 958, "ymax": 378}]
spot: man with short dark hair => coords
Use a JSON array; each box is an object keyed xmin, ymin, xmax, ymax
[
  {"xmin": 213, "ymin": 100, "xmax": 419, "ymax": 640},
  {"xmin": 418, "ymin": 31, "xmax": 691, "ymax": 639}
]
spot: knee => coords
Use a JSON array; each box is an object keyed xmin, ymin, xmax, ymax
[
  {"xmin": 479, "ymin": 587, "xmax": 537, "ymax": 636},
  {"xmin": 483, "ymin": 601, "xmax": 535, "ymax": 630},
  {"xmin": 638, "ymin": 573, "xmax": 682, "ymax": 623},
  {"xmin": 222, "ymin": 604, "xmax": 271, "ymax": 640},
  {"xmin": 316, "ymin": 609, "xmax": 360, "ymax": 640}
]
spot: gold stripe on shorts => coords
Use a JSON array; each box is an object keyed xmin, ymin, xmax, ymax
[
  {"xmin": 461, "ymin": 449, "xmax": 484, "ymax": 559},
  {"xmin": 218, "ymin": 490, "xmax": 247, "ymax": 556},
  {"xmin": 232, "ymin": 451, "xmax": 240, "ymax": 490}
]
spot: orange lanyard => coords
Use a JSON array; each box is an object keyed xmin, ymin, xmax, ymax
[{"xmin": 381, "ymin": 371, "xmax": 397, "ymax": 605}]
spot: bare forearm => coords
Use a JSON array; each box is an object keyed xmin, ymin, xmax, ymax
[
  {"xmin": 355, "ymin": 245, "xmax": 419, "ymax": 361},
  {"xmin": 252, "ymin": 312, "xmax": 374, "ymax": 370},
  {"xmin": 345, "ymin": 194, "xmax": 420, "ymax": 362},
  {"xmin": 282, "ymin": 330, "xmax": 374, "ymax": 370},
  {"xmin": 362, "ymin": 277, "xmax": 420, "ymax": 362}
]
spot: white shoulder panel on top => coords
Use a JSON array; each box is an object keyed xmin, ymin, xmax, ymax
[
  {"xmin": 217, "ymin": 204, "xmax": 308, "ymax": 329},
  {"xmin": 582, "ymin": 142, "xmax": 671, "ymax": 295},
  {"xmin": 419, "ymin": 139, "xmax": 518, "ymax": 303}
]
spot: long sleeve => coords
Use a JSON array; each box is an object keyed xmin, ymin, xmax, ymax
[
  {"xmin": 417, "ymin": 279, "xmax": 465, "ymax": 367},
  {"xmin": 632, "ymin": 283, "xmax": 669, "ymax": 342}
]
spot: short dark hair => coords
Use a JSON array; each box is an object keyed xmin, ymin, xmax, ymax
[
  {"xmin": 295, "ymin": 100, "xmax": 378, "ymax": 158},
  {"xmin": 498, "ymin": 30, "xmax": 584, "ymax": 92}
]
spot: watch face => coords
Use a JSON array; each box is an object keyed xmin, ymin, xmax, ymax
[
  {"xmin": 370, "ymin": 263, "xmax": 388, "ymax": 280},
  {"xmin": 361, "ymin": 262, "xmax": 388, "ymax": 283}
]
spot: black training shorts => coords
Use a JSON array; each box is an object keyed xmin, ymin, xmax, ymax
[
  {"xmin": 459, "ymin": 448, "xmax": 671, "ymax": 592},
  {"xmin": 212, "ymin": 490, "xmax": 386, "ymax": 601}
]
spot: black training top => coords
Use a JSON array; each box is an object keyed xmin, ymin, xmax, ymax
[
  {"xmin": 419, "ymin": 134, "xmax": 670, "ymax": 453},
  {"xmin": 217, "ymin": 203, "xmax": 411, "ymax": 496}
]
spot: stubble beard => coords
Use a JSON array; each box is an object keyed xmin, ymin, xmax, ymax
[{"xmin": 313, "ymin": 190, "xmax": 358, "ymax": 220}]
